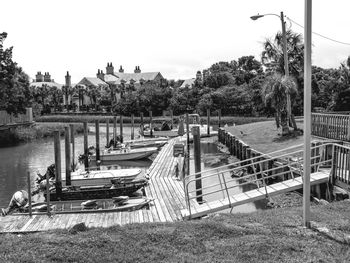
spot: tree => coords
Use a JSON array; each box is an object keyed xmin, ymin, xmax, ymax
[
  {"xmin": 262, "ymin": 73, "xmax": 298, "ymax": 135},
  {"xmin": 0, "ymin": 32, "xmax": 31, "ymax": 115}
]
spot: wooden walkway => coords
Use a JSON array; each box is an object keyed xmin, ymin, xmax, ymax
[
  {"xmin": 0, "ymin": 138, "xmax": 188, "ymax": 233},
  {"xmin": 181, "ymin": 169, "xmax": 331, "ymax": 219}
]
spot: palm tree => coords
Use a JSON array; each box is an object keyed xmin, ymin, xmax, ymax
[
  {"xmin": 262, "ymin": 73, "xmax": 298, "ymax": 135},
  {"xmin": 262, "ymin": 30, "xmax": 304, "ymax": 76}
]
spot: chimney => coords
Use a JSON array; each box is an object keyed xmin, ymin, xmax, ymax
[
  {"xmin": 65, "ymin": 71, "xmax": 71, "ymax": 87},
  {"xmin": 196, "ymin": 70, "xmax": 202, "ymax": 81},
  {"xmin": 44, "ymin": 72, "xmax": 51, "ymax": 82},
  {"xmin": 134, "ymin": 66, "xmax": 141, "ymax": 73},
  {"xmin": 106, "ymin": 62, "xmax": 114, "ymax": 74},
  {"xmin": 97, "ymin": 69, "xmax": 105, "ymax": 81},
  {"xmin": 119, "ymin": 65, "xmax": 124, "ymax": 73},
  {"xmin": 35, "ymin": 71, "xmax": 44, "ymax": 82}
]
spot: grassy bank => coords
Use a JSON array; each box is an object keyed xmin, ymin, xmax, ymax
[
  {"xmin": 0, "ymin": 123, "xmax": 84, "ymax": 146},
  {"xmin": 36, "ymin": 114, "xmax": 273, "ymax": 126},
  {"xmin": 1, "ymin": 201, "xmax": 350, "ymax": 262},
  {"xmin": 224, "ymin": 119, "xmax": 305, "ymax": 153}
]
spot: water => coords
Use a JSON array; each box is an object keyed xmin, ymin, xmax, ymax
[{"xmin": 0, "ymin": 125, "xmax": 267, "ymax": 213}]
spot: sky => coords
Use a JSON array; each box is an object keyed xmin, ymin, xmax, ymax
[{"xmin": 1, "ymin": 0, "xmax": 350, "ymax": 84}]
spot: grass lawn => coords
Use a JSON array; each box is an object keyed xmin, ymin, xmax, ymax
[
  {"xmin": 224, "ymin": 119, "xmax": 306, "ymax": 154},
  {"xmin": 1, "ymin": 201, "xmax": 350, "ymax": 262}
]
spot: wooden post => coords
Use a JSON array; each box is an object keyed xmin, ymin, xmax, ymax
[
  {"xmin": 65, "ymin": 126, "xmax": 71, "ymax": 186},
  {"xmin": 131, "ymin": 114, "xmax": 135, "ymax": 140},
  {"xmin": 95, "ymin": 120, "xmax": 100, "ymax": 162},
  {"xmin": 140, "ymin": 112, "xmax": 144, "ymax": 137},
  {"xmin": 54, "ymin": 130, "xmax": 62, "ymax": 197},
  {"xmin": 119, "ymin": 115, "xmax": 124, "ymax": 143},
  {"xmin": 218, "ymin": 109, "xmax": 222, "ymax": 128},
  {"xmin": 83, "ymin": 122, "xmax": 89, "ymax": 170},
  {"xmin": 70, "ymin": 124, "xmax": 75, "ymax": 171},
  {"xmin": 207, "ymin": 109, "xmax": 210, "ymax": 136},
  {"xmin": 27, "ymin": 172, "xmax": 32, "ymax": 217},
  {"xmin": 106, "ymin": 120, "xmax": 110, "ymax": 147},
  {"xmin": 149, "ymin": 110, "xmax": 153, "ymax": 137},
  {"xmin": 186, "ymin": 112, "xmax": 190, "ymax": 155},
  {"xmin": 347, "ymin": 115, "xmax": 350, "ymax": 141},
  {"xmin": 170, "ymin": 110, "xmax": 174, "ymax": 129},
  {"xmin": 113, "ymin": 116, "xmax": 117, "ymax": 147},
  {"xmin": 46, "ymin": 169, "xmax": 51, "ymax": 216},
  {"xmin": 192, "ymin": 126, "xmax": 202, "ymax": 203}
]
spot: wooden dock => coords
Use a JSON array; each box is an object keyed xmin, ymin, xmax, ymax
[{"xmin": 0, "ymin": 138, "xmax": 188, "ymax": 233}]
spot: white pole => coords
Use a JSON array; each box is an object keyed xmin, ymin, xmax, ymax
[{"xmin": 303, "ymin": 0, "xmax": 312, "ymax": 228}]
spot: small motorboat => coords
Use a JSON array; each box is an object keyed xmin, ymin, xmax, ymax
[
  {"xmin": 47, "ymin": 178, "xmax": 148, "ymax": 201},
  {"xmin": 91, "ymin": 147, "xmax": 158, "ymax": 162},
  {"xmin": 61, "ymin": 168, "xmax": 142, "ymax": 187},
  {"xmin": 17, "ymin": 197, "xmax": 153, "ymax": 214}
]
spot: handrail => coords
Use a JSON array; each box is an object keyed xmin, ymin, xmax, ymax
[{"xmin": 183, "ymin": 142, "xmax": 340, "ymax": 218}]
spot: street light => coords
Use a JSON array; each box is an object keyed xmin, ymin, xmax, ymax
[{"xmin": 251, "ymin": 11, "xmax": 292, "ymax": 124}]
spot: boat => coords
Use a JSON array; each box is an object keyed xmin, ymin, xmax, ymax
[
  {"xmin": 61, "ymin": 168, "xmax": 142, "ymax": 187},
  {"xmin": 47, "ymin": 178, "xmax": 148, "ymax": 201},
  {"xmin": 16, "ymin": 197, "xmax": 153, "ymax": 214},
  {"xmin": 91, "ymin": 147, "xmax": 158, "ymax": 161}
]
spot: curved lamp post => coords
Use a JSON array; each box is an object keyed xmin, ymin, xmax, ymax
[{"xmin": 251, "ymin": 12, "xmax": 292, "ymax": 123}]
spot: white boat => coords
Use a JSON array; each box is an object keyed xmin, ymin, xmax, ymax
[
  {"xmin": 61, "ymin": 168, "xmax": 142, "ymax": 187},
  {"xmin": 117, "ymin": 140, "xmax": 167, "ymax": 149},
  {"xmin": 91, "ymin": 147, "xmax": 158, "ymax": 161}
]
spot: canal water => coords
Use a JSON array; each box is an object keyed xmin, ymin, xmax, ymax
[{"xmin": 0, "ymin": 125, "xmax": 267, "ymax": 213}]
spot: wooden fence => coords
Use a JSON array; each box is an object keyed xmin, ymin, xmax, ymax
[
  {"xmin": 0, "ymin": 108, "xmax": 33, "ymax": 126},
  {"xmin": 312, "ymin": 113, "xmax": 350, "ymax": 142}
]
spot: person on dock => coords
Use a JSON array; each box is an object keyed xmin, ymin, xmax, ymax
[{"xmin": 1, "ymin": 190, "xmax": 29, "ymax": 216}]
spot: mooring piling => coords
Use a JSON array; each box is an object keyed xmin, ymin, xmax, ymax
[
  {"xmin": 113, "ymin": 116, "xmax": 117, "ymax": 147},
  {"xmin": 149, "ymin": 110, "xmax": 153, "ymax": 137},
  {"xmin": 54, "ymin": 130, "xmax": 62, "ymax": 197},
  {"xmin": 140, "ymin": 112, "xmax": 144, "ymax": 137},
  {"xmin": 95, "ymin": 120, "xmax": 100, "ymax": 163},
  {"xmin": 218, "ymin": 109, "xmax": 222, "ymax": 128},
  {"xmin": 46, "ymin": 168, "xmax": 51, "ymax": 217},
  {"xmin": 207, "ymin": 109, "xmax": 211, "ymax": 136},
  {"xmin": 131, "ymin": 114, "xmax": 135, "ymax": 140},
  {"xmin": 83, "ymin": 122, "xmax": 89, "ymax": 170},
  {"xmin": 27, "ymin": 171, "xmax": 32, "ymax": 217},
  {"xmin": 70, "ymin": 124, "xmax": 75, "ymax": 171},
  {"xmin": 119, "ymin": 115, "xmax": 124, "ymax": 143},
  {"xmin": 106, "ymin": 119, "xmax": 110, "ymax": 147},
  {"xmin": 192, "ymin": 126, "xmax": 203, "ymax": 203},
  {"xmin": 65, "ymin": 126, "xmax": 71, "ymax": 186}
]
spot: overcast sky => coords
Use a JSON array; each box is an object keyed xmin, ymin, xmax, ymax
[{"xmin": 1, "ymin": 0, "xmax": 350, "ymax": 84}]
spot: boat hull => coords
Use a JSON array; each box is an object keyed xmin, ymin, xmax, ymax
[
  {"xmin": 91, "ymin": 147, "xmax": 158, "ymax": 161},
  {"xmin": 61, "ymin": 168, "xmax": 142, "ymax": 187},
  {"xmin": 47, "ymin": 179, "xmax": 148, "ymax": 201}
]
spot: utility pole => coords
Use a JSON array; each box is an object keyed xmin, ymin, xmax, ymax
[{"xmin": 280, "ymin": 11, "xmax": 292, "ymax": 125}]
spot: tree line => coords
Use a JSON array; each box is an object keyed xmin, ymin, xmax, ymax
[{"xmin": 1, "ymin": 31, "xmax": 350, "ymax": 120}]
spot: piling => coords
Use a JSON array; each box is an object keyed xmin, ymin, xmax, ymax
[
  {"xmin": 70, "ymin": 124, "xmax": 75, "ymax": 171},
  {"xmin": 170, "ymin": 110, "xmax": 174, "ymax": 129},
  {"xmin": 218, "ymin": 109, "xmax": 222, "ymax": 128},
  {"xmin": 54, "ymin": 130, "xmax": 62, "ymax": 197},
  {"xmin": 46, "ymin": 170, "xmax": 51, "ymax": 216},
  {"xmin": 149, "ymin": 111, "xmax": 153, "ymax": 137},
  {"xmin": 106, "ymin": 120, "xmax": 110, "ymax": 147},
  {"xmin": 83, "ymin": 122, "xmax": 89, "ymax": 169},
  {"xmin": 95, "ymin": 120, "xmax": 100, "ymax": 162},
  {"xmin": 27, "ymin": 172, "xmax": 32, "ymax": 217},
  {"xmin": 113, "ymin": 116, "xmax": 117, "ymax": 147},
  {"xmin": 119, "ymin": 115, "xmax": 124, "ymax": 143},
  {"xmin": 186, "ymin": 112, "xmax": 190, "ymax": 154},
  {"xmin": 207, "ymin": 109, "xmax": 210, "ymax": 136},
  {"xmin": 131, "ymin": 114, "xmax": 135, "ymax": 140},
  {"xmin": 140, "ymin": 112, "xmax": 144, "ymax": 137},
  {"xmin": 65, "ymin": 126, "xmax": 71, "ymax": 186},
  {"xmin": 192, "ymin": 126, "xmax": 203, "ymax": 203}
]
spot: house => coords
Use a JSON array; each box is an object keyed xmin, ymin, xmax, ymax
[{"xmin": 179, "ymin": 70, "xmax": 202, "ymax": 89}]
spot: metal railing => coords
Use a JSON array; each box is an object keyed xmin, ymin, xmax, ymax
[{"xmin": 183, "ymin": 142, "xmax": 335, "ymax": 218}]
